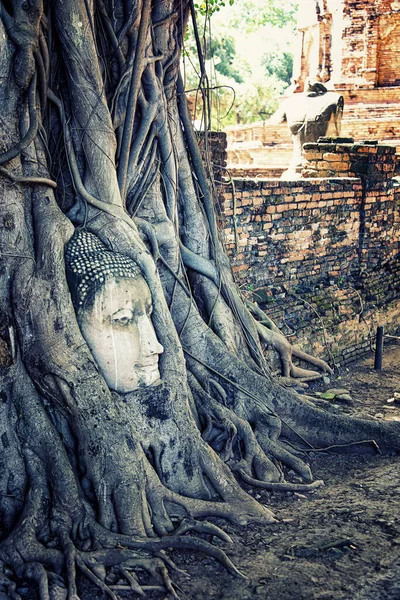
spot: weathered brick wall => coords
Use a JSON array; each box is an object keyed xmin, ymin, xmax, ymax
[
  {"xmin": 197, "ymin": 131, "xmax": 227, "ymax": 182},
  {"xmin": 294, "ymin": 0, "xmax": 400, "ymax": 89},
  {"xmin": 341, "ymin": 0, "xmax": 400, "ymax": 88},
  {"xmin": 301, "ymin": 140, "xmax": 397, "ymax": 180},
  {"xmin": 219, "ymin": 173, "xmax": 400, "ymax": 365}
]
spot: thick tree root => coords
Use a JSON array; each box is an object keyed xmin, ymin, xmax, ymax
[
  {"xmin": 238, "ymin": 471, "xmax": 324, "ymax": 492},
  {"xmin": 171, "ymin": 518, "xmax": 233, "ymax": 543},
  {"xmin": 0, "ymin": 520, "xmax": 244, "ymax": 600},
  {"xmin": 0, "ymin": 425, "xmax": 252, "ymax": 593},
  {"xmin": 188, "ymin": 367, "xmax": 315, "ymax": 484},
  {"xmin": 88, "ymin": 526, "xmax": 247, "ymax": 579},
  {"xmin": 246, "ymin": 300, "xmax": 333, "ymax": 378},
  {"xmin": 0, "ymin": 567, "xmax": 21, "ymax": 600},
  {"xmin": 188, "ymin": 372, "xmax": 283, "ymax": 483}
]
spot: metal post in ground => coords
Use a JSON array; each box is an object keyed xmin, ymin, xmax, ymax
[{"xmin": 374, "ymin": 326, "xmax": 384, "ymax": 370}]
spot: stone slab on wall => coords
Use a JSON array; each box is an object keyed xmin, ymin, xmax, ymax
[
  {"xmin": 225, "ymin": 167, "xmax": 286, "ymax": 179},
  {"xmin": 219, "ymin": 174, "xmax": 400, "ymax": 365}
]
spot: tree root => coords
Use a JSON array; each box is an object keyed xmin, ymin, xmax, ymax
[
  {"xmin": 188, "ymin": 372, "xmax": 283, "ymax": 481},
  {"xmin": 238, "ymin": 471, "xmax": 324, "ymax": 493},
  {"xmin": 0, "ymin": 434, "xmax": 253, "ymax": 596},
  {"xmin": 254, "ymin": 429, "xmax": 314, "ymax": 483},
  {"xmin": 170, "ymin": 518, "xmax": 233, "ymax": 543},
  {"xmin": 0, "ymin": 74, "xmax": 38, "ymax": 166},
  {"xmin": 0, "ymin": 166, "xmax": 57, "ymax": 189},
  {"xmin": 0, "ymin": 568, "xmax": 21, "ymax": 600},
  {"xmin": 116, "ymin": 556, "xmax": 180, "ymax": 598},
  {"xmin": 188, "ymin": 367, "xmax": 315, "ymax": 484},
  {"xmin": 116, "ymin": 566, "xmax": 146, "ymax": 596},
  {"xmin": 246, "ymin": 300, "xmax": 333, "ymax": 378},
  {"xmin": 88, "ymin": 524, "xmax": 247, "ymax": 579},
  {"xmin": 1, "ymin": 517, "xmax": 245, "ymax": 600}
]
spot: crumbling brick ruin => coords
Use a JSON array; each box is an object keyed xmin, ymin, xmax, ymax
[
  {"xmin": 210, "ymin": 0, "xmax": 400, "ymax": 365},
  {"xmin": 226, "ymin": 0, "xmax": 400, "ymax": 176},
  {"xmin": 219, "ymin": 142, "xmax": 400, "ymax": 366}
]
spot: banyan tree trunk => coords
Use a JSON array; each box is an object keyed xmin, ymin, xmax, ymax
[{"xmin": 0, "ymin": 1, "xmax": 399, "ymax": 598}]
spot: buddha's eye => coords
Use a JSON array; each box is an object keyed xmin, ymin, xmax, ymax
[
  {"xmin": 113, "ymin": 316, "xmax": 132, "ymax": 325},
  {"xmin": 110, "ymin": 309, "xmax": 135, "ymax": 326}
]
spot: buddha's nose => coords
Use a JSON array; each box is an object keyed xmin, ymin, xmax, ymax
[{"xmin": 139, "ymin": 316, "xmax": 164, "ymax": 356}]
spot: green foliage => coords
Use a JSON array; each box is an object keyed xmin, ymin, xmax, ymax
[
  {"xmin": 228, "ymin": 0, "xmax": 297, "ymax": 31},
  {"xmin": 194, "ymin": 0, "xmax": 298, "ymax": 20},
  {"xmin": 184, "ymin": 0, "xmax": 298, "ymax": 127},
  {"xmin": 208, "ymin": 36, "xmax": 243, "ymax": 83},
  {"xmin": 194, "ymin": 0, "xmax": 234, "ymax": 18},
  {"xmin": 229, "ymin": 75, "xmax": 287, "ymax": 124},
  {"xmin": 263, "ymin": 51, "xmax": 293, "ymax": 86}
]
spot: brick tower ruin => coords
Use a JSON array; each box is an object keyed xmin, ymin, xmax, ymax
[{"xmin": 294, "ymin": 0, "xmax": 400, "ymax": 92}]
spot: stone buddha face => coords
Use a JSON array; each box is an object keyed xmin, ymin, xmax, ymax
[
  {"xmin": 78, "ymin": 276, "xmax": 163, "ymax": 392},
  {"xmin": 66, "ymin": 231, "xmax": 163, "ymax": 393}
]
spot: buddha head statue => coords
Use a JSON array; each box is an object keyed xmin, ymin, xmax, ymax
[{"xmin": 65, "ymin": 230, "xmax": 164, "ymax": 393}]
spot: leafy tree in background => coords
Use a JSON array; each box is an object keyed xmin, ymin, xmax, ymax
[
  {"xmin": 184, "ymin": 0, "xmax": 298, "ymax": 126},
  {"xmin": 226, "ymin": 0, "xmax": 297, "ymax": 31},
  {"xmin": 208, "ymin": 35, "xmax": 243, "ymax": 83},
  {"xmin": 263, "ymin": 50, "xmax": 294, "ymax": 86}
]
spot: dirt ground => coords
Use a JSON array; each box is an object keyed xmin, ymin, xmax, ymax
[
  {"xmin": 171, "ymin": 345, "xmax": 400, "ymax": 600},
  {"xmin": 17, "ymin": 346, "xmax": 400, "ymax": 599}
]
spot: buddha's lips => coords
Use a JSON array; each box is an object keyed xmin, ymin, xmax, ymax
[{"xmin": 134, "ymin": 359, "xmax": 159, "ymax": 370}]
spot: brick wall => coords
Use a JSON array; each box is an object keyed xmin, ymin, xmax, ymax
[
  {"xmin": 219, "ymin": 170, "xmax": 400, "ymax": 365},
  {"xmin": 301, "ymin": 140, "xmax": 397, "ymax": 180},
  {"xmin": 340, "ymin": 0, "xmax": 400, "ymax": 88},
  {"xmin": 197, "ymin": 131, "xmax": 227, "ymax": 182},
  {"xmin": 294, "ymin": 0, "xmax": 400, "ymax": 89}
]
